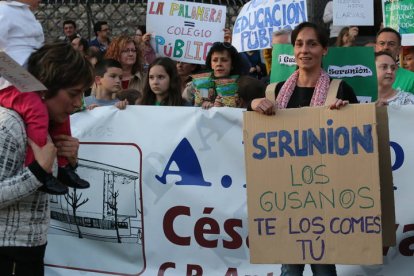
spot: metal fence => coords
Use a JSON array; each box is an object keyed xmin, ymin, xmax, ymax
[
  {"xmin": 35, "ymin": 0, "xmax": 377, "ymax": 43},
  {"xmin": 35, "ymin": 0, "xmax": 250, "ymax": 42}
]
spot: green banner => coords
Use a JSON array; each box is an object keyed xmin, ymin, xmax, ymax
[
  {"xmin": 270, "ymin": 44, "xmax": 296, "ymax": 84},
  {"xmin": 323, "ymin": 47, "xmax": 378, "ymax": 102},
  {"xmin": 383, "ymin": 0, "xmax": 414, "ymax": 35}
]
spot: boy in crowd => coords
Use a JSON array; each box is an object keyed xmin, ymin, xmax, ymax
[{"xmin": 85, "ymin": 59, "xmax": 127, "ymax": 109}]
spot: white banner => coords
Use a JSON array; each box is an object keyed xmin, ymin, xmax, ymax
[
  {"xmin": 146, "ymin": 0, "xmax": 226, "ymax": 65},
  {"xmin": 45, "ymin": 105, "xmax": 414, "ymax": 275},
  {"xmin": 333, "ymin": 0, "xmax": 374, "ymax": 26},
  {"xmin": 232, "ymin": 0, "xmax": 307, "ymax": 52}
]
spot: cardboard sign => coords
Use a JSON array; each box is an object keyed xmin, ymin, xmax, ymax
[
  {"xmin": 244, "ymin": 104, "xmax": 395, "ymax": 264},
  {"xmin": 232, "ymin": 0, "xmax": 307, "ymax": 52},
  {"xmin": 333, "ymin": 0, "xmax": 374, "ymax": 26},
  {"xmin": 0, "ymin": 51, "xmax": 47, "ymax": 92},
  {"xmin": 146, "ymin": 0, "xmax": 226, "ymax": 64},
  {"xmin": 382, "ymin": 0, "xmax": 414, "ymax": 46}
]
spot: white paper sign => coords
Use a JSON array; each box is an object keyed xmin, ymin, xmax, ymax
[
  {"xmin": 0, "ymin": 52, "xmax": 47, "ymax": 92},
  {"xmin": 333, "ymin": 0, "xmax": 374, "ymax": 26},
  {"xmin": 146, "ymin": 0, "xmax": 226, "ymax": 65}
]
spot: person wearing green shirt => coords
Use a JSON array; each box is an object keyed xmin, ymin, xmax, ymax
[{"xmin": 375, "ymin": 27, "xmax": 414, "ymax": 93}]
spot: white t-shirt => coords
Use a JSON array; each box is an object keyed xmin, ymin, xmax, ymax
[
  {"xmin": 387, "ymin": 90, "xmax": 414, "ymax": 106},
  {"xmin": 0, "ymin": 1, "xmax": 44, "ymax": 89}
]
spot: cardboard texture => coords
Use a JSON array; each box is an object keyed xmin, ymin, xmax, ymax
[
  {"xmin": 244, "ymin": 104, "xmax": 395, "ymax": 265},
  {"xmin": 0, "ymin": 51, "xmax": 47, "ymax": 92},
  {"xmin": 376, "ymin": 106, "xmax": 396, "ymax": 247}
]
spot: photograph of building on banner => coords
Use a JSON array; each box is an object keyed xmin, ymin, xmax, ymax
[
  {"xmin": 244, "ymin": 104, "xmax": 395, "ymax": 265},
  {"xmin": 382, "ymin": 0, "xmax": 414, "ymax": 46},
  {"xmin": 332, "ymin": 0, "xmax": 374, "ymax": 26},
  {"xmin": 146, "ymin": 0, "xmax": 226, "ymax": 64},
  {"xmin": 232, "ymin": 0, "xmax": 307, "ymax": 52},
  {"xmin": 45, "ymin": 143, "xmax": 144, "ymax": 275}
]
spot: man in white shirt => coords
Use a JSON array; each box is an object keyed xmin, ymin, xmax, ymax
[
  {"xmin": 323, "ymin": 1, "xmax": 345, "ymax": 46},
  {"xmin": 0, "ymin": 0, "xmax": 44, "ymax": 89}
]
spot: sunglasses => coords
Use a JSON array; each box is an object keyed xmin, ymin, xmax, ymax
[
  {"xmin": 212, "ymin": 42, "xmax": 233, "ymax": 49},
  {"xmin": 121, "ymin": 48, "xmax": 137, "ymax": 54}
]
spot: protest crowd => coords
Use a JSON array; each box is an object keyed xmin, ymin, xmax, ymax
[{"xmin": 0, "ymin": 0, "xmax": 414, "ymax": 275}]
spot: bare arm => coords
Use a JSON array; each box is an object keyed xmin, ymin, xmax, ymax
[{"xmin": 323, "ymin": 1, "xmax": 333, "ymax": 24}]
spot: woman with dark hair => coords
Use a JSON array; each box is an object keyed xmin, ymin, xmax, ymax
[
  {"xmin": 0, "ymin": 42, "xmax": 94, "ymax": 275},
  {"xmin": 205, "ymin": 42, "xmax": 242, "ymax": 76},
  {"xmin": 376, "ymin": 51, "xmax": 414, "ymax": 105},
  {"xmin": 252, "ymin": 21, "xmax": 357, "ymax": 115},
  {"xmin": 141, "ymin": 57, "xmax": 185, "ymax": 106},
  {"xmin": 189, "ymin": 42, "xmax": 242, "ymax": 108},
  {"xmin": 250, "ymin": 22, "xmax": 358, "ymax": 276},
  {"xmin": 105, "ymin": 35, "xmax": 145, "ymax": 92}
]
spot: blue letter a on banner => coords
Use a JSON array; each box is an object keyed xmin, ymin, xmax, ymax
[{"xmin": 156, "ymin": 138, "xmax": 212, "ymax": 186}]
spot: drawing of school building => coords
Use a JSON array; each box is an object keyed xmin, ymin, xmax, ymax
[{"xmin": 49, "ymin": 159, "xmax": 142, "ymax": 244}]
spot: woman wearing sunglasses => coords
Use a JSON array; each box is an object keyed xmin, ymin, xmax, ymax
[{"xmin": 188, "ymin": 42, "xmax": 243, "ymax": 108}]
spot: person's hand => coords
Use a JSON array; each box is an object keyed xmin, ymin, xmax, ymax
[
  {"xmin": 142, "ymin": 33, "xmax": 151, "ymax": 44},
  {"xmin": 251, "ymin": 98, "xmax": 276, "ymax": 115},
  {"xmin": 87, "ymin": 104, "xmax": 99, "ymax": 110},
  {"xmin": 376, "ymin": 98, "xmax": 388, "ymax": 107},
  {"xmin": 202, "ymin": 101, "xmax": 214, "ymax": 109},
  {"xmin": 328, "ymin": 99, "xmax": 350, "ymax": 110},
  {"xmin": 115, "ymin": 99, "xmax": 128, "ymax": 110},
  {"xmin": 53, "ymin": 135, "xmax": 80, "ymax": 167},
  {"xmin": 223, "ymin": 28, "xmax": 232, "ymax": 43},
  {"xmin": 349, "ymin": 26, "xmax": 359, "ymax": 38},
  {"xmin": 348, "ymin": 26, "xmax": 359, "ymax": 43},
  {"xmin": 213, "ymin": 98, "xmax": 224, "ymax": 107},
  {"xmin": 28, "ymin": 138, "xmax": 57, "ymax": 173},
  {"xmin": 249, "ymin": 66, "xmax": 257, "ymax": 73}
]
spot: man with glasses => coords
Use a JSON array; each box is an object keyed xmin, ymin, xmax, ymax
[
  {"xmin": 89, "ymin": 21, "xmax": 111, "ymax": 54},
  {"xmin": 375, "ymin": 27, "xmax": 414, "ymax": 93}
]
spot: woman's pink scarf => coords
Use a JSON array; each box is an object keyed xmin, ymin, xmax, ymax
[{"xmin": 276, "ymin": 69, "xmax": 331, "ymax": 109}]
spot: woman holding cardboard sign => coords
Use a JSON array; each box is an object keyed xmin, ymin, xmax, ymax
[
  {"xmin": 251, "ymin": 22, "xmax": 358, "ymax": 114},
  {"xmin": 250, "ymin": 22, "xmax": 358, "ymax": 276}
]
